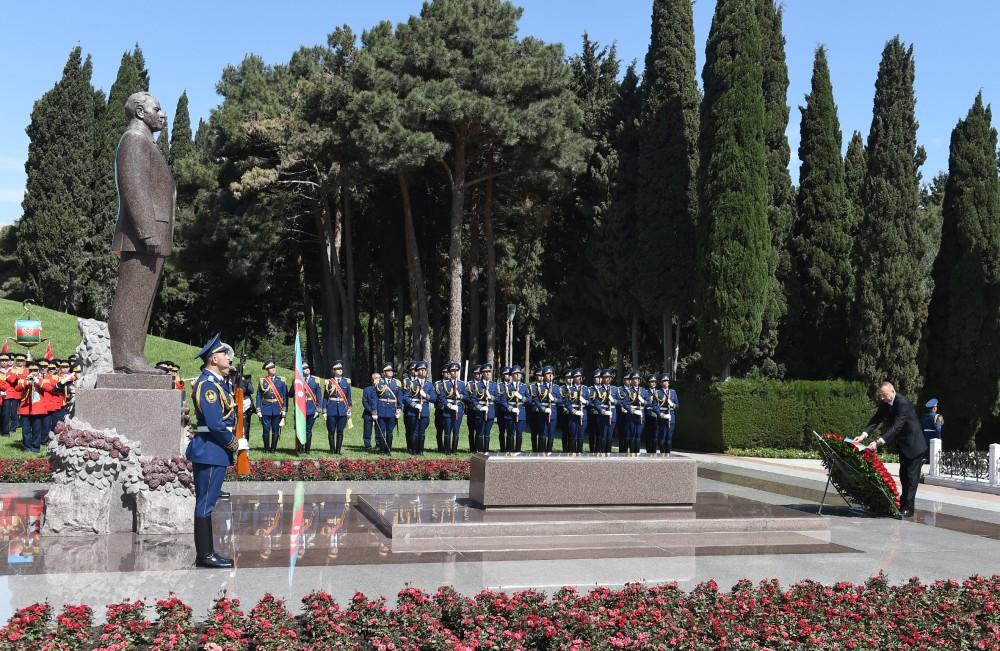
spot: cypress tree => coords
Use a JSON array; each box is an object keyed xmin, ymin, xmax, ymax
[
  {"xmin": 696, "ymin": 0, "xmax": 770, "ymax": 377},
  {"xmin": 635, "ymin": 0, "xmax": 699, "ymax": 372},
  {"xmin": 844, "ymin": 130, "xmax": 866, "ymax": 221},
  {"xmin": 925, "ymin": 93, "xmax": 1000, "ymax": 448},
  {"xmin": 156, "ymin": 119, "xmax": 170, "ymax": 160},
  {"xmin": 853, "ymin": 37, "xmax": 928, "ymax": 394},
  {"xmin": 744, "ymin": 0, "xmax": 793, "ymax": 376},
  {"xmin": 169, "ymin": 91, "xmax": 193, "ymax": 166},
  {"xmin": 16, "ymin": 47, "xmax": 99, "ymax": 311},
  {"xmin": 789, "ymin": 46, "xmax": 854, "ymax": 378}
]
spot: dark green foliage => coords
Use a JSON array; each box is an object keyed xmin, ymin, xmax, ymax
[
  {"xmin": 675, "ymin": 379, "xmax": 873, "ymax": 452},
  {"xmin": 789, "ymin": 47, "xmax": 855, "ymax": 378},
  {"xmin": 169, "ymin": 91, "xmax": 193, "ymax": 166},
  {"xmin": 844, "ymin": 130, "xmax": 866, "ymax": 217},
  {"xmin": 16, "ymin": 47, "xmax": 98, "ymax": 312},
  {"xmin": 156, "ymin": 119, "xmax": 170, "ymax": 160},
  {"xmin": 742, "ymin": 0, "xmax": 793, "ymax": 378},
  {"xmin": 635, "ymin": 0, "xmax": 699, "ymax": 321},
  {"xmin": 696, "ymin": 0, "xmax": 770, "ymax": 375},
  {"xmin": 925, "ymin": 94, "xmax": 1000, "ymax": 449},
  {"xmin": 853, "ymin": 37, "xmax": 928, "ymax": 394}
]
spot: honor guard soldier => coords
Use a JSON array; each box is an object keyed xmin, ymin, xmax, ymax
[
  {"xmin": 51, "ymin": 359, "xmax": 75, "ymax": 425},
  {"xmin": 402, "ymin": 361, "xmax": 436, "ymax": 454},
  {"xmin": 433, "ymin": 367, "xmax": 448, "ymax": 452},
  {"xmin": 361, "ymin": 372, "xmax": 380, "ymax": 452},
  {"xmin": 369, "ymin": 367, "xmax": 401, "ymax": 454},
  {"xmin": 496, "ymin": 367, "xmax": 512, "ymax": 451},
  {"xmin": 323, "ymin": 360, "xmax": 351, "ymax": 454},
  {"xmin": 298, "ymin": 362, "xmax": 322, "ymax": 453},
  {"xmin": 465, "ymin": 365, "xmax": 483, "ymax": 452},
  {"xmin": 167, "ymin": 361, "xmax": 185, "ymax": 391},
  {"xmin": 643, "ymin": 373, "xmax": 660, "ymax": 452},
  {"xmin": 6, "ymin": 354, "xmax": 27, "ymax": 437},
  {"xmin": 470, "ymin": 362, "xmax": 499, "ymax": 453},
  {"xmin": 436, "ymin": 362, "xmax": 467, "ymax": 454},
  {"xmin": 16, "ymin": 360, "xmax": 53, "ymax": 453},
  {"xmin": 656, "ymin": 373, "xmax": 679, "ymax": 454},
  {"xmin": 0, "ymin": 353, "xmax": 10, "ymax": 436},
  {"xmin": 592, "ymin": 369, "xmax": 619, "ymax": 453},
  {"xmin": 256, "ymin": 360, "xmax": 287, "ymax": 453},
  {"xmin": 527, "ymin": 369, "xmax": 543, "ymax": 451},
  {"xmin": 921, "ymin": 398, "xmax": 943, "ymax": 460},
  {"xmin": 533, "ymin": 366, "xmax": 560, "ymax": 452},
  {"xmin": 500, "ymin": 365, "xmax": 529, "ymax": 452},
  {"xmin": 623, "ymin": 372, "xmax": 650, "ymax": 454},
  {"xmin": 587, "ymin": 369, "xmax": 603, "ymax": 452},
  {"xmin": 560, "ymin": 369, "xmax": 590, "ymax": 453},
  {"xmin": 187, "ymin": 334, "xmax": 248, "ymax": 569},
  {"xmin": 401, "ymin": 362, "xmax": 418, "ymax": 450}
]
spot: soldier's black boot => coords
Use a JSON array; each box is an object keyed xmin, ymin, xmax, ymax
[
  {"xmin": 194, "ymin": 517, "xmax": 234, "ymax": 569},
  {"xmin": 335, "ymin": 433, "xmax": 344, "ymax": 454}
]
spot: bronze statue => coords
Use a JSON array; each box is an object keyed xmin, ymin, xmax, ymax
[{"xmin": 108, "ymin": 91, "xmax": 174, "ymax": 374}]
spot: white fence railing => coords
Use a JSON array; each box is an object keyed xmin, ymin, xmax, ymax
[{"xmin": 926, "ymin": 439, "xmax": 1000, "ymax": 491}]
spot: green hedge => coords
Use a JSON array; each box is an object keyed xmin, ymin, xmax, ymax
[{"xmin": 674, "ymin": 379, "xmax": 873, "ymax": 452}]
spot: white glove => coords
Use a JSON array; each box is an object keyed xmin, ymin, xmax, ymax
[
  {"xmin": 514, "ymin": 392, "xmax": 524, "ymax": 401},
  {"xmin": 450, "ymin": 403, "xmax": 459, "ymax": 412},
  {"xmin": 543, "ymin": 407, "xmax": 551, "ymax": 415},
  {"xmin": 279, "ymin": 418, "xmax": 285, "ymax": 427},
  {"xmin": 237, "ymin": 438, "xmax": 250, "ymax": 451},
  {"xmin": 346, "ymin": 409, "xmax": 352, "ymax": 418},
  {"xmin": 668, "ymin": 401, "xmax": 676, "ymax": 409},
  {"xmin": 395, "ymin": 410, "xmax": 402, "ymax": 419},
  {"xmin": 242, "ymin": 398, "xmax": 251, "ymax": 411},
  {"xmin": 580, "ymin": 398, "xmax": 589, "ymax": 406}
]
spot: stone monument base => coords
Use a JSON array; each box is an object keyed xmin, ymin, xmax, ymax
[
  {"xmin": 469, "ymin": 453, "xmax": 697, "ymax": 507},
  {"xmin": 74, "ymin": 374, "xmax": 185, "ymax": 461}
]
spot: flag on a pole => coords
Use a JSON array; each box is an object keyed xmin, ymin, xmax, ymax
[
  {"xmin": 43, "ymin": 342, "xmax": 53, "ymax": 360},
  {"xmin": 292, "ymin": 332, "xmax": 308, "ymax": 446},
  {"xmin": 288, "ymin": 481, "xmax": 305, "ymax": 584},
  {"xmin": 1, "ymin": 340, "xmax": 8, "ymax": 354}
]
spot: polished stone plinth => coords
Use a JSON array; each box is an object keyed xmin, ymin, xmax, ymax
[
  {"xmin": 355, "ymin": 492, "xmax": 832, "ymax": 552},
  {"xmin": 74, "ymin": 374, "xmax": 185, "ymax": 461},
  {"xmin": 469, "ymin": 453, "xmax": 697, "ymax": 507}
]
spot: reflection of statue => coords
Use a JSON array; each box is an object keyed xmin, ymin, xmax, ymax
[{"xmin": 108, "ymin": 92, "xmax": 174, "ymax": 374}]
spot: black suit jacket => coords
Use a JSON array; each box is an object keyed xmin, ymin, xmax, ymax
[{"xmin": 863, "ymin": 393, "xmax": 928, "ymax": 459}]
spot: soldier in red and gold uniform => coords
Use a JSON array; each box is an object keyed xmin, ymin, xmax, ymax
[
  {"xmin": 4, "ymin": 354, "xmax": 28, "ymax": 438},
  {"xmin": 16, "ymin": 360, "xmax": 54, "ymax": 453}
]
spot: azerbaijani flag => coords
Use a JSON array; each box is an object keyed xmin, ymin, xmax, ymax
[
  {"xmin": 292, "ymin": 332, "xmax": 308, "ymax": 447},
  {"xmin": 288, "ymin": 481, "xmax": 305, "ymax": 584}
]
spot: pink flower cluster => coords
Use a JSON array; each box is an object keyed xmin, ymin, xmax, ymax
[
  {"xmin": 140, "ymin": 457, "xmax": 194, "ymax": 491},
  {"xmin": 228, "ymin": 458, "xmax": 470, "ymax": 482},
  {"xmin": 2, "ymin": 575, "xmax": 999, "ymax": 649},
  {"xmin": 53, "ymin": 422, "xmax": 131, "ymax": 460}
]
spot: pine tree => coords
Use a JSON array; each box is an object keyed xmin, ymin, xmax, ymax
[
  {"xmin": 789, "ymin": 46, "xmax": 855, "ymax": 378},
  {"xmin": 696, "ymin": 0, "xmax": 770, "ymax": 377},
  {"xmin": 16, "ymin": 47, "xmax": 99, "ymax": 311},
  {"xmin": 924, "ymin": 93, "xmax": 1000, "ymax": 448},
  {"xmin": 169, "ymin": 91, "xmax": 193, "ymax": 166},
  {"xmin": 742, "ymin": 0, "xmax": 793, "ymax": 377},
  {"xmin": 635, "ymin": 0, "xmax": 699, "ymax": 373},
  {"xmin": 853, "ymin": 37, "xmax": 928, "ymax": 394}
]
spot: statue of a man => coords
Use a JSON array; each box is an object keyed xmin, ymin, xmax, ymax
[{"xmin": 108, "ymin": 91, "xmax": 174, "ymax": 374}]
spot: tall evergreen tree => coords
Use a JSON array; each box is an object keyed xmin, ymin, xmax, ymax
[
  {"xmin": 925, "ymin": 94, "xmax": 1000, "ymax": 448},
  {"xmin": 844, "ymin": 130, "xmax": 866, "ymax": 220},
  {"xmin": 16, "ymin": 47, "xmax": 99, "ymax": 311},
  {"xmin": 853, "ymin": 37, "xmax": 928, "ymax": 393},
  {"xmin": 156, "ymin": 119, "xmax": 170, "ymax": 159},
  {"xmin": 695, "ymin": 0, "xmax": 770, "ymax": 377},
  {"xmin": 169, "ymin": 91, "xmax": 193, "ymax": 166},
  {"xmin": 742, "ymin": 0, "xmax": 793, "ymax": 377},
  {"xmin": 789, "ymin": 46, "xmax": 855, "ymax": 378},
  {"xmin": 635, "ymin": 0, "xmax": 699, "ymax": 373}
]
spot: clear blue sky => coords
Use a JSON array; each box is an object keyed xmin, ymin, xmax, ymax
[{"xmin": 1, "ymin": 0, "xmax": 997, "ymax": 225}]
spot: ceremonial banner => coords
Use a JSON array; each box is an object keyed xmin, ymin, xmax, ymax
[{"xmin": 292, "ymin": 333, "xmax": 308, "ymax": 446}]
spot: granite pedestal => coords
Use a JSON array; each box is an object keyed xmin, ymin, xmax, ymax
[
  {"xmin": 469, "ymin": 453, "xmax": 697, "ymax": 507},
  {"xmin": 74, "ymin": 374, "xmax": 185, "ymax": 461}
]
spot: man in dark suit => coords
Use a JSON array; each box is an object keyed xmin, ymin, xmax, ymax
[
  {"xmin": 857, "ymin": 382, "xmax": 928, "ymax": 517},
  {"xmin": 108, "ymin": 91, "xmax": 175, "ymax": 375}
]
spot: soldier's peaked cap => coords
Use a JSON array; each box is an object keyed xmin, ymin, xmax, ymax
[{"xmin": 196, "ymin": 334, "xmax": 227, "ymax": 361}]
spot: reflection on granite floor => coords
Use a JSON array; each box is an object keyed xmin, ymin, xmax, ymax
[{"xmin": 0, "ymin": 490, "xmax": 862, "ymax": 576}]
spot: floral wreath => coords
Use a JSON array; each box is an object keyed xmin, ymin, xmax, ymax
[{"xmin": 815, "ymin": 433, "xmax": 900, "ymax": 517}]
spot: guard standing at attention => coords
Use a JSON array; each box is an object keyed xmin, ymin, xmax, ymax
[
  {"xmin": 323, "ymin": 360, "xmax": 351, "ymax": 454},
  {"xmin": 437, "ymin": 362, "xmax": 467, "ymax": 454},
  {"xmin": 402, "ymin": 360, "xmax": 436, "ymax": 454},
  {"xmin": 187, "ymin": 334, "xmax": 248, "ymax": 569},
  {"xmin": 256, "ymin": 360, "xmax": 287, "ymax": 453},
  {"xmin": 298, "ymin": 362, "xmax": 322, "ymax": 453}
]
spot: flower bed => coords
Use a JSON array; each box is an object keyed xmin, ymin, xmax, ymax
[
  {"xmin": 0, "ymin": 458, "xmax": 470, "ymax": 484},
  {"xmin": 816, "ymin": 433, "xmax": 900, "ymax": 516},
  {"xmin": 2, "ymin": 575, "xmax": 1000, "ymax": 650}
]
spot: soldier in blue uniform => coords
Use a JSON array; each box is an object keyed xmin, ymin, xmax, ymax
[
  {"xmin": 643, "ymin": 373, "xmax": 660, "ymax": 453},
  {"xmin": 623, "ymin": 371, "xmax": 651, "ymax": 454},
  {"xmin": 526, "ymin": 369, "xmax": 543, "ymax": 452},
  {"xmin": 401, "ymin": 362, "xmax": 418, "ymax": 451},
  {"xmin": 296, "ymin": 363, "xmax": 322, "ymax": 453},
  {"xmin": 255, "ymin": 360, "xmax": 287, "ymax": 453},
  {"xmin": 470, "ymin": 362, "xmax": 499, "ymax": 453},
  {"xmin": 433, "ymin": 367, "xmax": 448, "ymax": 452},
  {"xmin": 402, "ymin": 361, "xmax": 436, "ymax": 455},
  {"xmin": 921, "ymin": 398, "xmax": 943, "ymax": 460},
  {"xmin": 464, "ymin": 365, "xmax": 482, "ymax": 452},
  {"xmin": 187, "ymin": 334, "xmax": 248, "ymax": 569},
  {"xmin": 370, "ymin": 368, "xmax": 401, "ymax": 454},
  {"xmin": 533, "ymin": 366, "xmax": 560, "ymax": 453},
  {"xmin": 561, "ymin": 369, "xmax": 590, "ymax": 453},
  {"xmin": 323, "ymin": 360, "xmax": 352, "ymax": 454},
  {"xmin": 361, "ymin": 372, "xmax": 380, "ymax": 452},
  {"xmin": 499, "ymin": 365, "xmax": 529, "ymax": 453},
  {"xmin": 496, "ymin": 367, "xmax": 511, "ymax": 452},
  {"xmin": 437, "ymin": 362, "xmax": 467, "ymax": 454},
  {"xmin": 592, "ymin": 369, "xmax": 619, "ymax": 454},
  {"xmin": 656, "ymin": 373, "xmax": 679, "ymax": 454}
]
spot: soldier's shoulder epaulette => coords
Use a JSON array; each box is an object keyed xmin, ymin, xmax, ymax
[{"xmin": 345, "ymin": 377, "xmax": 352, "ymax": 385}]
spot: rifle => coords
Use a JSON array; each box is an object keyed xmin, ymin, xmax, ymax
[{"xmin": 233, "ymin": 348, "xmax": 251, "ymax": 475}]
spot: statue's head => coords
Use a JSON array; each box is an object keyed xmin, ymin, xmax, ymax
[{"xmin": 124, "ymin": 91, "xmax": 166, "ymax": 133}]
